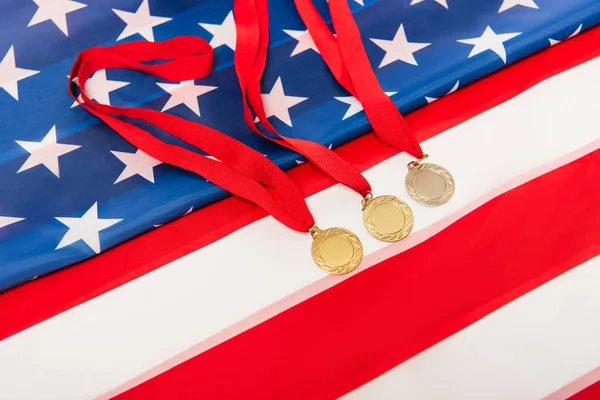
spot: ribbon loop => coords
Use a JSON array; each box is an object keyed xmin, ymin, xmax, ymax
[{"xmin": 69, "ymin": 37, "xmax": 315, "ymax": 233}]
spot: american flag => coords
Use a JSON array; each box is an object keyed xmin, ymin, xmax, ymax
[{"xmin": 1, "ymin": 0, "xmax": 599, "ymax": 398}]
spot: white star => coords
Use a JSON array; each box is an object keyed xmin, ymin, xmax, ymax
[
  {"xmin": 55, "ymin": 203, "xmax": 122, "ymax": 254},
  {"xmin": 410, "ymin": 0, "xmax": 448, "ymax": 9},
  {"xmin": 111, "ymin": 149, "xmax": 162, "ymax": 184},
  {"xmin": 71, "ymin": 70, "xmax": 130, "ymax": 107},
  {"xmin": 156, "ymin": 80, "xmax": 218, "ymax": 116},
  {"xmin": 0, "ymin": 216, "xmax": 24, "ymax": 230},
  {"xmin": 0, "ymin": 46, "xmax": 39, "ymax": 101},
  {"xmin": 113, "ymin": 0, "xmax": 171, "ymax": 42},
  {"xmin": 549, "ymin": 24, "xmax": 582, "ymax": 46},
  {"xmin": 370, "ymin": 24, "xmax": 430, "ymax": 68},
  {"xmin": 283, "ymin": 29, "xmax": 320, "ymax": 57},
  {"xmin": 457, "ymin": 26, "xmax": 521, "ymax": 63},
  {"xmin": 425, "ymin": 81, "xmax": 459, "ymax": 103},
  {"xmin": 28, "ymin": 0, "xmax": 87, "ymax": 36},
  {"xmin": 16, "ymin": 126, "xmax": 80, "ymax": 178},
  {"xmin": 199, "ymin": 11, "xmax": 236, "ymax": 51},
  {"xmin": 498, "ymin": 0, "xmax": 538, "ymax": 13},
  {"xmin": 260, "ymin": 77, "xmax": 308, "ymax": 127},
  {"xmin": 335, "ymin": 92, "xmax": 397, "ymax": 120}
]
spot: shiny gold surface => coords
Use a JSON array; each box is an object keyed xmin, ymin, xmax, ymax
[
  {"xmin": 363, "ymin": 195, "xmax": 414, "ymax": 242},
  {"xmin": 311, "ymin": 227, "xmax": 363, "ymax": 275}
]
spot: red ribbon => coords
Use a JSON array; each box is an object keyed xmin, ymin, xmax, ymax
[
  {"xmin": 234, "ymin": 0, "xmax": 373, "ymax": 198},
  {"xmin": 69, "ymin": 0, "xmax": 422, "ymax": 233},
  {"xmin": 69, "ymin": 37, "xmax": 315, "ymax": 233},
  {"xmin": 294, "ymin": 0, "xmax": 424, "ymax": 158}
]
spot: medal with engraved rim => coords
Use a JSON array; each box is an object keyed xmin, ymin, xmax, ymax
[
  {"xmin": 311, "ymin": 226, "xmax": 363, "ymax": 275},
  {"xmin": 405, "ymin": 155, "xmax": 455, "ymax": 207},
  {"xmin": 362, "ymin": 195, "xmax": 414, "ymax": 242}
]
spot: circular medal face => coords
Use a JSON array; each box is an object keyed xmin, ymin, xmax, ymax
[
  {"xmin": 311, "ymin": 227, "xmax": 363, "ymax": 275},
  {"xmin": 363, "ymin": 195, "xmax": 414, "ymax": 242},
  {"xmin": 405, "ymin": 163, "xmax": 455, "ymax": 207}
]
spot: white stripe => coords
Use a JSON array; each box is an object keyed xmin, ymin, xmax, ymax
[
  {"xmin": 344, "ymin": 256, "xmax": 600, "ymax": 400},
  {"xmin": 0, "ymin": 57, "xmax": 599, "ymax": 400}
]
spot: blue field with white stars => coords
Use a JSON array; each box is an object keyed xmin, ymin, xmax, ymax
[{"xmin": 0, "ymin": 0, "xmax": 599, "ymax": 291}]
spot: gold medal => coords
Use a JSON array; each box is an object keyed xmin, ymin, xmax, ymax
[
  {"xmin": 310, "ymin": 226, "xmax": 363, "ymax": 275},
  {"xmin": 405, "ymin": 155, "xmax": 455, "ymax": 207},
  {"xmin": 362, "ymin": 194, "xmax": 414, "ymax": 242}
]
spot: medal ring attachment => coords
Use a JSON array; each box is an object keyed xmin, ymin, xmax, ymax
[
  {"xmin": 361, "ymin": 192, "xmax": 373, "ymax": 210},
  {"xmin": 407, "ymin": 153, "xmax": 429, "ymax": 170}
]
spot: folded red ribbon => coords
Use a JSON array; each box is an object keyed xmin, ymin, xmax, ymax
[
  {"xmin": 234, "ymin": 0, "xmax": 373, "ymax": 198},
  {"xmin": 295, "ymin": 0, "xmax": 424, "ymax": 158},
  {"xmin": 69, "ymin": 37, "xmax": 315, "ymax": 233}
]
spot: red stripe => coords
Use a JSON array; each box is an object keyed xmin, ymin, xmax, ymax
[
  {"xmin": 117, "ymin": 148, "xmax": 600, "ymax": 400},
  {"xmin": 570, "ymin": 380, "xmax": 600, "ymax": 400},
  {"xmin": 1, "ymin": 26, "xmax": 599, "ymax": 342}
]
